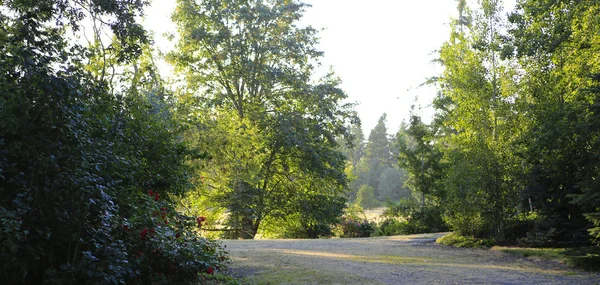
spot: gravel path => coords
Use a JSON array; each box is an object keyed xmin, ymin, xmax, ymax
[{"xmin": 221, "ymin": 233, "xmax": 600, "ymax": 284}]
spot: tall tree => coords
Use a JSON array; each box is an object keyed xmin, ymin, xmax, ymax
[
  {"xmin": 397, "ymin": 113, "xmax": 444, "ymax": 208},
  {"xmin": 338, "ymin": 124, "xmax": 366, "ymax": 168},
  {"xmin": 168, "ymin": 0, "xmax": 357, "ymax": 238},
  {"xmin": 353, "ymin": 114, "xmax": 394, "ymax": 200},
  {"xmin": 431, "ymin": 0, "xmax": 524, "ymax": 238},
  {"xmin": 570, "ymin": 73, "xmax": 600, "ymax": 246},
  {"xmin": 377, "ymin": 166, "xmax": 410, "ymax": 201},
  {"xmin": 507, "ymin": 0, "xmax": 600, "ymax": 245}
]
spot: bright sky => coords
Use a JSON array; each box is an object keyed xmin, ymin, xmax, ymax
[{"xmin": 144, "ymin": 0, "xmax": 516, "ymax": 135}]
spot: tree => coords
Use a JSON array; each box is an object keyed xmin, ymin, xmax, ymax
[
  {"xmin": 353, "ymin": 114, "xmax": 394, "ymax": 200},
  {"xmin": 507, "ymin": 0, "xmax": 600, "ymax": 245},
  {"xmin": 338, "ymin": 123, "xmax": 366, "ymax": 168},
  {"xmin": 168, "ymin": 0, "xmax": 358, "ymax": 238},
  {"xmin": 426, "ymin": 0, "xmax": 527, "ymax": 238},
  {"xmin": 396, "ymin": 113, "xmax": 444, "ymax": 209},
  {"xmin": 377, "ymin": 167, "xmax": 409, "ymax": 201},
  {"xmin": 570, "ymin": 73, "xmax": 600, "ymax": 246},
  {"xmin": 355, "ymin": 185, "xmax": 380, "ymax": 209}
]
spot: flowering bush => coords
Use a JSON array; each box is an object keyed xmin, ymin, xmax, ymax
[
  {"xmin": 337, "ymin": 216, "xmax": 376, "ymax": 238},
  {"xmin": 0, "ymin": 1, "xmax": 232, "ymax": 284},
  {"xmin": 117, "ymin": 191, "xmax": 229, "ymax": 284}
]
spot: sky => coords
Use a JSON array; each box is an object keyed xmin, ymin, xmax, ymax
[{"xmin": 143, "ymin": 0, "xmax": 516, "ymax": 135}]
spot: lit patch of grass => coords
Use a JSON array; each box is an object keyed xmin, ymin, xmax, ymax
[
  {"xmin": 240, "ymin": 266, "xmax": 379, "ymax": 285},
  {"xmin": 436, "ymin": 232, "xmax": 494, "ymax": 248},
  {"xmin": 277, "ymin": 250, "xmax": 565, "ymax": 275},
  {"xmin": 280, "ymin": 250, "xmax": 435, "ymax": 265}
]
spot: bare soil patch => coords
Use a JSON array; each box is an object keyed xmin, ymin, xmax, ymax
[{"xmin": 222, "ymin": 233, "xmax": 600, "ymax": 284}]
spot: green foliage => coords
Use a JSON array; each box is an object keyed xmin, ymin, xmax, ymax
[
  {"xmin": 413, "ymin": 0, "xmax": 600, "ymax": 249},
  {"xmin": 355, "ymin": 185, "xmax": 380, "ymax": 209},
  {"xmin": 258, "ymin": 210, "xmax": 337, "ymax": 239},
  {"xmin": 374, "ymin": 218, "xmax": 406, "ymax": 237},
  {"xmin": 169, "ymin": 0, "xmax": 356, "ymax": 239},
  {"xmin": 506, "ymin": 0, "xmax": 600, "ymax": 246},
  {"xmin": 337, "ymin": 216, "xmax": 376, "ymax": 238},
  {"xmin": 568, "ymin": 74, "xmax": 600, "ymax": 247},
  {"xmin": 333, "ymin": 204, "xmax": 374, "ymax": 238},
  {"xmin": 351, "ymin": 114, "xmax": 405, "ymax": 202},
  {"xmin": 381, "ymin": 198, "xmax": 448, "ymax": 235},
  {"xmin": 436, "ymin": 232, "xmax": 494, "ymax": 248},
  {"xmin": 377, "ymin": 167, "xmax": 410, "ymax": 201},
  {"xmin": 433, "ymin": 0, "xmax": 523, "ymax": 240},
  {"xmin": 0, "ymin": 1, "xmax": 229, "ymax": 283},
  {"xmin": 396, "ymin": 113, "xmax": 445, "ymax": 207}
]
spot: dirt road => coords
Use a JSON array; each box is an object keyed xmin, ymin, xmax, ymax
[{"xmin": 222, "ymin": 233, "xmax": 600, "ymax": 284}]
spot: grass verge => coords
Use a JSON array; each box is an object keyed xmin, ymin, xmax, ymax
[
  {"xmin": 436, "ymin": 232, "xmax": 600, "ymax": 272},
  {"xmin": 492, "ymin": 246, "xmax": 600, "ymax": 272}
]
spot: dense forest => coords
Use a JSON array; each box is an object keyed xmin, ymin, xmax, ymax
[
  {"xmin": 395, "ymin": 0, "xmax": 600, "ymax": 250},
  {"xmin": 1, "ymin": 0, "xmax": 600, "ymax": 283}
]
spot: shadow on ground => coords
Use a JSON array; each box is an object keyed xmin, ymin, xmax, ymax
[{"xmin": 222, "ymin": 233, "xmax": 600, "ymax": 285}]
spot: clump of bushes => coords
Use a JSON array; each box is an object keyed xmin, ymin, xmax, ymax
[
  {"xmin": 337, "ymin": 216, "xmax": 376, "ymax": 238},
  {"xmin": 375, "ymin": 198, "xmax": 448, "ymax": 236},
  {"xmin": 0, "ymin": 36, "xmax": 230, "ymax": 283},
  {"xmin": 116, "ymin": 191, "xmax": 229, "ymax": 284},
  {"xmin": 334, "ymin": 205, "xmax": 375, "ymax": 238},
  {"xmin": 375, "ymin": 218, "xmax": 407, "ymax": 236}
]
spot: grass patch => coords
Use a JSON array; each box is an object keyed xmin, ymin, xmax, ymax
[
  {"xmin": 436, "ymin": 232, "xmax": 494, "ymax": 248},
  {"xmin": 492, "ymin": 247, "xmax": 566, "ymax": 261},
  {"xmin": 492, "ymin": 246, "xmax": 600, "ymax": 272},
  {"xmin": 239, "ymin": 266, "xmax": 378, "ymax": 285}
]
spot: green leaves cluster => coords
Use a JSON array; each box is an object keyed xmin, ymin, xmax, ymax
[
  {"xmin": 169, "ymin": 0, "xmax": 358, "ymax": 239},
  {"xmin": 0, "ymin": 0, "xmax": 228, "ymax": 283},
  {"xmin": 397, "ymin": 0, "xmax": 600, "ymax": 247}
]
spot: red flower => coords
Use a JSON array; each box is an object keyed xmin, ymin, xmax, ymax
[
  {"xmin": 140, "ymin": 228, "xmax": 148, "ymax": 239},
  {"xmin": 197, "ymin": 216, "xmax": 207, "ymax": 227},
  {"xmin": 175, "ymin": 232, "xmax": 181, "ymax": 239},
  {"xmin": 148, "ymin": 190, "xmax": 155, "ymax": 197},
  {"xmin": 206, "ymin": 267, "xmax": 214, "ymax": 275},
  {"xmin": 154, "ymin": 192, "xmax": 160, "ymax": 201}
]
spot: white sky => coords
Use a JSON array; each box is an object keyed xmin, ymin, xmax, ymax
[{"xmin": 143, "ymin": 0, "xmax": 516, "ymax": 135}]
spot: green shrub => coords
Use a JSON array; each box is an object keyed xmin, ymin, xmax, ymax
[
  {"xmin": 381, "ymin": 199, "xmax": 448, "ymax": 235},
  {"xmin": 375, "ymin": 218, "xmax": 406, "ymax": 236},
  {"xmin": 334, "ymin": 206, "xmax": 375, "ymax": 238},
  {"xmin": 436, "ymin": 232, "xmax": 495, "ymax": 248},
  {"xmin": 257, "ymin": 213, "xmax": 335, "ymax": 239},
  {"xmin": 355, "ymin": 185, "xmax": 381, "ymax": 209},
  {"xmin": 0, "ymin": 30, "xmax": 228, "ymax": 284},
  {"xmin": 337, "ymin": 216, "xmax": 376, "ymax": 238}
]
